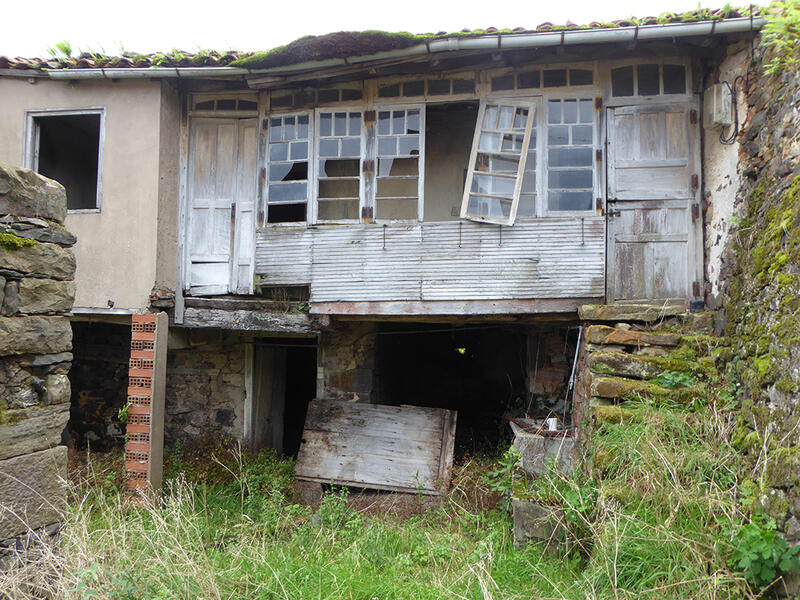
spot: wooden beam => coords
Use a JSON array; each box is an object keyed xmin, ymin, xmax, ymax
[
  {"xmin": 181, "ymin": 307, "xmax": 324, "ymax": 334},
  {"xmin": 310, "ymin": 298, "xmax": 600, "ymax": 317}
]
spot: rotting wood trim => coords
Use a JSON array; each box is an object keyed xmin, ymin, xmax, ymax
[{"xmin": 180, "ymin": 307, "xmax": 324, "ymax": 333}]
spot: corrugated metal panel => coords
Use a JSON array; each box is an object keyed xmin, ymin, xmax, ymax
[
  {"xmin": 255, "ymin": 219, "xmax": 605, "ymax": 302},
  {"xmin": 254, "ymin": 228, "xmax": 313, "ymax": 285}
]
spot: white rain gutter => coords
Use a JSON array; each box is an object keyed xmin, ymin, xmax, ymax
[
  {"xmin": 38, "ymin": 17, "xmax": 764, "ymax": 81},
  {"xmin": 46, "ymin": 66, "xmax": 249, "ymax": 80}
]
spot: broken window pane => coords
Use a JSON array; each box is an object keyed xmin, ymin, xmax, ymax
[
  {"xmin": 318, "ymin": 199, "xmax": 359, "ymax": 220},
  {"xmin": 319, "ymin": 159, "xmax": 359, "ymax": 177},
  {"xmin": 637, "ymin": 64, "xmax": 660, "ymax": 96},
  {"xmin": 398, "ymin": 136, "xmax": 420, "ymax": 155},
  {"xmin": 267, "ymin": 113, "xmax": 311, "ymax": 222},
  {"xmin": 462, "ymin": 100, "xmax": 536, "ymax": 224},
  {"xmin": 319, "ymin": 179, "xmax": 359, "ymax": 199},
  {"xmin": 377, "ymin": 178, "xmax": 418, "ymax": 198},
  {"xmin": 663, "ymin": 64, "xmax": 686, "ymax": 94},
  {"xmin": 379, "ymin": 157, "xmax": 417, "ymax": 177},
  {"xmin": 407, "ymin": 110, "xmax": 420, "ymax": 134},
  {"xmin": 611, "ymin": 66, "xmax": 634, "ymax": 97},
  {"xmin": 376, "ymin": 198, "xmax": 417, "ymax": 220}
]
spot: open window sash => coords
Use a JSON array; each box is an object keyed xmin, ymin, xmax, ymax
[{"xmin": 460, "ymin": 99, "xmax": 538, "ymax": 226}]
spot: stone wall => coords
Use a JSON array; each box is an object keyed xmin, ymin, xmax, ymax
[
  {"xmin": 317, "ymin": 320, "xmax": 376, "ymax": 403},
  {"xmin": 164, "ymin": 328, "xmax": 246, "ymax": 445},
  {"xmin": 0, "ymin": 163, "xmax": 76, "ymax": 543},
  {"xmin": 718, "ymin": 36, "xmax": 800, "ymax": 537}
]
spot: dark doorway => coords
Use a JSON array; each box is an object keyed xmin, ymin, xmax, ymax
[
  {"xmin": 375, "ymin": 323, "xmax": 528, "ymax": 456},
  {"xmin": 67, "ymin": 321, "xmax": 131, "ymax": 450},
  {"xmin": 251, "ymin": 338, "xmax": 316, "ymax": 457}
]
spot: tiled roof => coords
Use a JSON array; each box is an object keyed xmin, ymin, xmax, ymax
[{"xmin": 0, "ymin": 7, "xmax": 759, "ymax": 73}]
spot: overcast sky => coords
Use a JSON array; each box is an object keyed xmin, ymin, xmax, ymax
[{"xmin": 2, "ymin": 0, "xmax": 765, "ymax": 58}]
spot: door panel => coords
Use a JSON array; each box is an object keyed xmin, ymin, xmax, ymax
[
  {"xmin": 606, "ymin": 104, "xmax": 700, "ymax": 302},
  {"xmin": 186, "ymin": 118, "xmax": 257, "ymax": 295}
]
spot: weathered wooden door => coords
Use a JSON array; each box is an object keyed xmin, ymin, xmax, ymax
[
  {"xmin": 606, "ymin": 103, "xmax": 701, "ymax": 302},
  {"xmin": 186, "ymin": 118, "xmax": 257, "ymax": 295}
]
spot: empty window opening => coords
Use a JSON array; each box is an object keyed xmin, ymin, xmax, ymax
[
  {"xmin": 423, "ymin": 102, "xmax": 478, "ymax": 221},
  {"xmin": 66, "ymin": 322, "xmax": 131, "ymax": 451},
  {"xmin": 32, "ymin": 113, "xmax": 102, "ymax": 210},
  {"xmin": 250, "ymin": 338, "xmax": 317, "ymax": 457},
  {"xmin": 611, "ymin": 63, "xmax": 687, "ymax": 97}
]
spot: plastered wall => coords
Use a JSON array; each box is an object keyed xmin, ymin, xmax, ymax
[{"xmin": 0, "ymin": 77, "xmax": 163, "ymax": 311}]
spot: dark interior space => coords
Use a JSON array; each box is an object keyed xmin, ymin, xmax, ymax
[
  {"xmin": 36, "ymin": 113, "xmax": 101, "ymax": 210},
  {"xmin": 424, "ymin": 102, "xmax": 478, "ymax": 221},
  {"xmin": 252, "ymin": 338, "xmax": 316, "ymax": 457},
  {"xmin": 67, "ymin": 321, "xmax": 131, "ymax": 450},
  {"xmin": 375, "ymin": 323, "xmax": 528, "ymax": 455}
]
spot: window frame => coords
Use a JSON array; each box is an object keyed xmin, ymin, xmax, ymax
[
  {"xmin": 22, "ymin": 107, "xmax": 106, "ymax": 214},
  {"xmin": 540, "ymin": 92, "xmax": 600, "ymax": 218},
  {"xmin": 603, "ymin": 58, "xmax": 692, "ymax": 106},
  {"xmin": 372, "ymin": 103, "xmax": 426, "ymax": 223},
  {"xmin": 264, "ymin": 109, "xmax": 313, "ymax": 226},
  {"xmin": 460, "ymin": 97, "xmax": 539, "ymax": 226},
  {"xmin": 311, "ymin": 106, "xmax": 366, "ymax": 224}
]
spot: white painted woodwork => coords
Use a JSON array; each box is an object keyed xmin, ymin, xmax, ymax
[
  {"xmin": 254, "ymin": 218, "xmax": 605, "ymax": 303},
  {"xmin": 606, "ymin": 103, "xmax": 698, "ymax": 301},
  {"xmin": 186, "ymin": 118, "xmax": 258, "ymax": 295},
  {"xmin": 295, "ymin": 399, "xmax": 456, "ymax": 494}
]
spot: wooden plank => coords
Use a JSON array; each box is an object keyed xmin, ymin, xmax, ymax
[
  {"xmin": 309, "ymin": 298, "xmax": 597, "ymax": 316},
  {"xmin": 182, "ymin": 307, "xmax": 322, "ymax": 334},
  {"xmin": 295, "ymin": 399, "xmax": 456, "ymax": 494}
]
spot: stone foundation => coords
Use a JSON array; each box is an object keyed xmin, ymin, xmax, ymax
[
  {"xmin": 165, "ymin": 328, "xmax": 246, "ymax": 445},
  {"xmin": 0, "ymin": 163, "xmax": 75, "ymax": 543}
]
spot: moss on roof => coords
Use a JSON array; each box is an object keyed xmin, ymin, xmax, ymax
[
  {"xmin": 230, "ymin": 7, "xmax": 759, "ymax": 70},
  {"xmin": 0, "ymin": 7, "xmax": 760, "ymax": 73}
]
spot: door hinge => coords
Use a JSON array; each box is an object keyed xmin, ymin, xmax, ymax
[
  {"xmin": 362, "ymin": 159, "xmax": 375, "ymax": 174},
  {"xmin": 607, "ymin": 208, "xmax": 621, "ymax": 219},
  {"xmin": 691, "ymin": 174, "xmax": 699, "ymax": 191},
  {"xmin": 361, "ymin": 206, "xmax": 374, "ymax": 221},
  {"xmin": 257, "ymin": 209, "xmax": 265, "ymax": 228},
  {"xmin": 692, "ymin": 281, "xmax": 701, "ymax": 297},
  {"xmin": 363, "ymin": 110, "xmax": 376, "ymax": 124},
  {"xmin": 595, "ymin": 149, "xmax": 603, "ymax": 162},
  {"xmin": 594, "ymin": 97, "xmax": 603, "ymax": 110},
  {"xmin": 260, "ymin": 167, "xmax": 266, "ymax": 181},
  {"xmin": 262, "ymin": 118, "xmax": 269, "ymax": 130},
  {"xmin": 596, "ymin": 197, "xmax": 604, "ymax": 215},
  {"xmin": 690, "ymin": 109, "xmax": 698, "ymax": 125},
  {"xmin": 691, "ymin": 203, "xmax": 700, "ymax": 220}
]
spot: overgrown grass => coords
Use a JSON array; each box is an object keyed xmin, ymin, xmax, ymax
[{"xmin": 1, "ymin": 401, "xmax": 792, "ymax": 599}]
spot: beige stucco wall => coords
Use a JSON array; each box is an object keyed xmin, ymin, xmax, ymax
[
  {"xmin": 702, "ymin": 41, "xmax": 750, "ymax": 309},
  {"xmin": 0, "ymin": 77, "xmax": 162, "ymax": 311}
]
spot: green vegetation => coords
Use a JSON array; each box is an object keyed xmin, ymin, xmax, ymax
[
  {"xmin": 0, "ymin": 231, "xmax": 37, "ymax": 251},
  {"xmin": 762, "ymin": 0, "xmax": 800, "ymax": 75}
]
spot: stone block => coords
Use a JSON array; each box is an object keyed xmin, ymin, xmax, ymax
[
  {"xmin": 588, "ymin": 351, "xmax": 661, "ymax": 380},
  {"xmin": 0, "ymin": 164, "xmax": 67, "ymax": 224},
  {"xmin": 512, "ymin": 426, "xmax": 574, "ymax": 475},
  {"xmin": 585, "ymin": 325, "xmax": 679, "ymax": 348},
  {"xmin": 0, "ymin": 316, "xmax": 72, "ymax": 357},
  {"xmin": 590, "ymin": 376, "xmax": 703, "ymax": 404},
  {"xmin": 17, "ymin": 278, "xmax": 75, "ymax": 314},
  {"xmin": 0, "ymin": 242, "xmax": 75, "ymax": 281},
  {"xmin": 512, "ymin": 498, "xmax": 566, "ymax": 550},
  {"xmin": 0, "ymin": 446, "xmax": 67, "ymax": 541},
  {"xmin": 6, "ymin": 220, "xmax": 77, "ymax": 247},
  {"xmin": 688, "ymin": 312, "xmax": 714, "ymax": 334},
  {"xmin": 579, "ymin": 303, "xmax": 686, "ymax": 322},
  {"xmin": 0, "ymin": 404, "xmax": 69, "ymax": 461},
  {"xmin": 1, "ymin": 279, "xmax": 19, "ymax": 316}
]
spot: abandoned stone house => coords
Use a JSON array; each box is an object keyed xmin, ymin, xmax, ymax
[{"xmin": 0, "ymin": 9, "xmax": 763, "ymax": 496}]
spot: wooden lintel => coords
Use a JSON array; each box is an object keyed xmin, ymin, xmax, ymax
[
  {"xmin": 180, "ymin": 307, "xmax": 323, "ymax": 334},
  {"xmin": 309, "ymin": 298, "xmax": 601, "ymax": 318}
]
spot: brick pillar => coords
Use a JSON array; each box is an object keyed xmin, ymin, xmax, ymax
[{"xmin": 125, "ymin": 313, "xmax": 167, "ymax": 493}]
